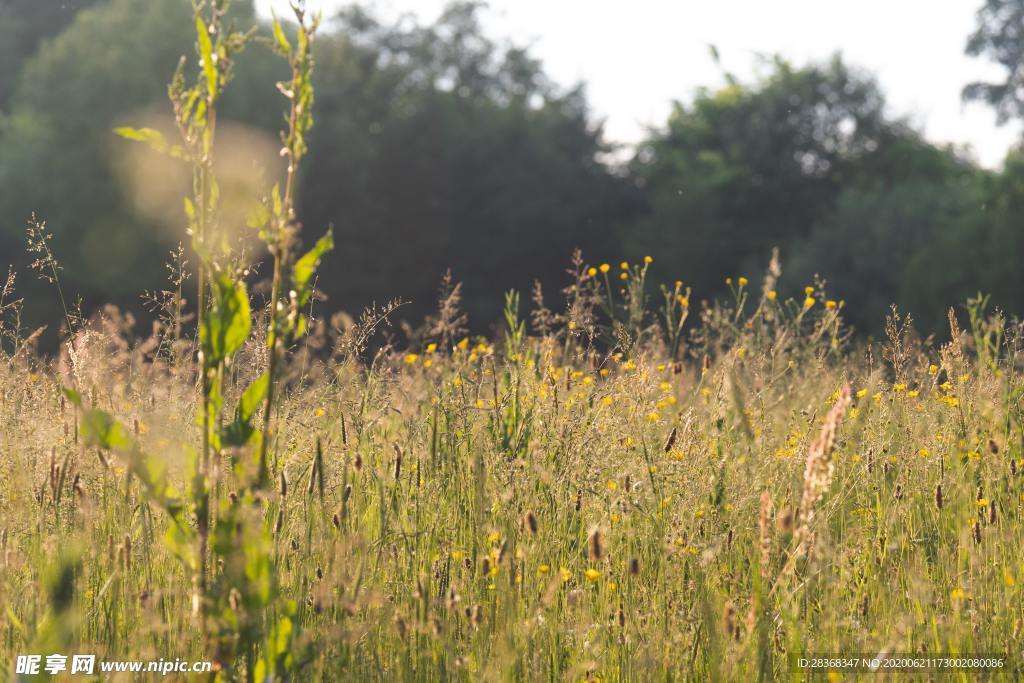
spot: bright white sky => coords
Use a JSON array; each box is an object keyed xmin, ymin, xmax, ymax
[{"xmin": 261, "ymin": 0, "xmax": 1022, "ymax": 168}]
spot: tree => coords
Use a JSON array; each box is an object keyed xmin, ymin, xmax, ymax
[
  {"xmin": 299, "ymin": 2, "xmax": 624, "ymax": 325},
  {"xmin": 0, "ymin": 0, "xmax": 275, "ymax": 330},
  {"xmin": 625, "ymin": 56, "xmax": 911, "ymax": 302},
  {"xmin": 0, "ymin": 0, "xmax": 103, "ymax": 111},
  {"xmin": 789, "ymin": 147, "xmax": 989, "ymax": 332},
  {"xmin": 0, "ymin": 0, "xmax": 623, "ymax": 336},
  {"xmin": 964, "ymin": 0, "xmax": 1024, "ymax": 123}
]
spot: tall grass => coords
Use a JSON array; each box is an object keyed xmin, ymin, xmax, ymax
[{"xmin": 1, "ymin": 2, "xmax": 1023, "ymax": 680}]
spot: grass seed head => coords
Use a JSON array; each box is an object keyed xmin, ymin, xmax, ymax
[
  {"xmin": 588, "ymin": 527, "xmax": 603, "ymax": 561},
  {"xmin": 524, "ymin": 510, "xmax": 538, "ymax": 535}
]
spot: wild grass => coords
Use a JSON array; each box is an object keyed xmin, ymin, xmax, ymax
[
  {"xmin": 1, "ymin": 250, "xmax": 1023, "ymax": 679},
  {"xmin": 1, "ymin": 2, "xmax": 1023, "ymax": 681}
]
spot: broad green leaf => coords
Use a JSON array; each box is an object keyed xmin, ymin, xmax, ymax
[
  {"xmin": 271, "ymin": 11, "xmax": 291, "ymax": 55},
  {"xmin": 275, "ymin": 615, "xmax": 293, "ymax": 656},
  {"xmin": 81, "ymin": 408, "xmax": 133, "ymax": 450},
  {"xmin": 246, "ymin": 200, "xmax": 270, "ymax": 230},
  {"xmin": 164, "ymin": 523, "xmax": 197, "ymax": 571},
  {"xmin": 114, "ymin": 126, "xmax": 167, "ymax": 152},
  {"xmin": 201, "ymin": 275, "xmax": 251, "ymax": 363},
  {"xmin": 271, "ymin": 184, "xmax": 282, "ymax": 217},
  {"xmin": 61, "ymin": 387, "xmax": 81, "ymax": 406},
  {"xmin": 196, "ymin": 15, "xmax": 217, "ymax": 97},
  {"xmin": 222, "ymin": 372, "xmax": 269, "ymax": 447},
  {"xmin": 238, "ymin": 372, "xmax": 269, "ymax": 423},
  {"xmin": 78, "ymin": 406, "xmax": 185, "ymax": 520},
  {"xmin": 292, "ymin": 229, "xmax": 334, "ymax": 308},
  {"xmin": 114, "ymin": 126, "xmax": 186, "ymax": 159}
]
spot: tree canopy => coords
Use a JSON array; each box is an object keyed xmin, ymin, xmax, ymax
[
  {"xmin": 964, "ymin": 0, "xmax": 1024, "ymax": 123},
  {"xmin": 0, "ymin": 0, "xmax": 1020, "ymax": 341}
]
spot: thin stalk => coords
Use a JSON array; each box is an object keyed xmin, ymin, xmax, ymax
[
  {"xmin": 257, "ymin": 58, "xmax": 302, "ymax": 488},
  {"xmin": 195, "ymin": 5, "xmax": 221, "ymax": 635}
]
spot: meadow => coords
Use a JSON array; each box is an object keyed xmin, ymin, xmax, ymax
[{"xmin": 1, "ymin": 2, "xmax": 1023, "ymax": 681}]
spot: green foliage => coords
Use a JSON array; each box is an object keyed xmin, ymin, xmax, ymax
[
  {"xmin": 964, "ymin": 0, "xmax": 1024, "ymax": 122},
  {"xmin": 0, "ymin": 0, "xmax": 1022, "ymax": 340},
  {"xmin": 627, "ymin": 57, "xmax": 907, "ymax": 300},
  {"xmin": 113, "ymin": 126, "xmax": 188, "ymax": 158},
  {"xmin": 0, "ymin": 0, "xmax": 102, "ymax": 111},
  {"xmin": 298, "ymin": 2, "xmax": 623, "ymax": 322},
  {"xmin": 223, "ymin": 371, "xmax": 269, "ymax": 448},
  {"xmin": 293, "ymin": 230, "xmax": 334, "ymax": 312},
  {"xmin": 201, "ymin": 275, "xmax": 251, "ymax": 365}
]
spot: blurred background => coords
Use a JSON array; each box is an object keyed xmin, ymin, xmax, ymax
[{"xmin": 1, "ymin": 0, "xmax": 1022, "ymax": 340}]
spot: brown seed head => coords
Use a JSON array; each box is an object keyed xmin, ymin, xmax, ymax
[
  {"xmin": 588, "ymin": 527, "xmax": 603, "ymax": 561},
  {"xmin": 524, "ymin": 511, "xmax": 538, "ymax": 535}
]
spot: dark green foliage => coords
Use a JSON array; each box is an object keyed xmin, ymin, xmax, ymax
[
  {"xmin": 0, "ymin": 0, "xmax": 103, "ymax": 111},
  {"xmin": 0, "ymin": 0, "xmax": 1021, "ymax": 342},
  {"xmin": 626, "ymin": 58, "xmax": 908, "ymax": 303},
  {"xmin": 788, "ymin": 139, "xmax": 995, "ymax": 332},
  {"xmin": 0, "ymin": 0, "xmax": 268, "ymax": 334},
  {"xmin": 964, "ymin": 0, "xmax": 1024, "ymax": 123},
  {"xmin": 300, "ymin": 3, "xmax": 623, "ymax": 323}
]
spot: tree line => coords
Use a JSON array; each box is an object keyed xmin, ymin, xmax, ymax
[{"xmin": 1, "ymin": 0, "xmax": 1022, "ymax": 340}]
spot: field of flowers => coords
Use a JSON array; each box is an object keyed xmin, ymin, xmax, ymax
[
  {"xmin": 0, "ymin": 2, "xmax": 1022, "ymax": 679},
  {"xmin": 1, "ymin": 254, "xmax": 1022, "ymax": 679}
]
